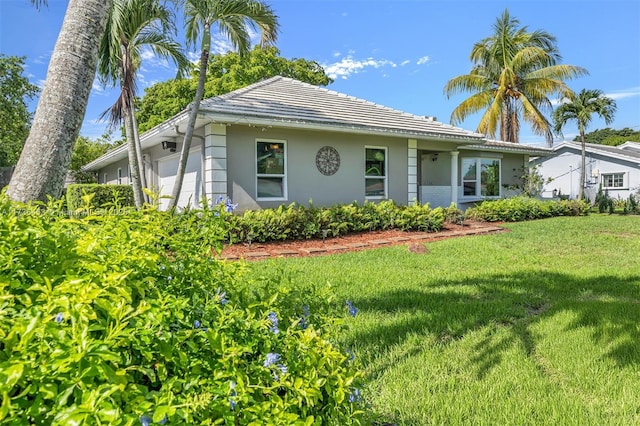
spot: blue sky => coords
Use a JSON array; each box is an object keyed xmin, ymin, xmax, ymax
[{"xmin": 1, "ymin": 0, "xmax": 639, "ymax": 146}]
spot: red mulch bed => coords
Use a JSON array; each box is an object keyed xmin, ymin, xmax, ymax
[{"xmin": 218, "ymin": 221, "xmax": 505, "ymax": 260}]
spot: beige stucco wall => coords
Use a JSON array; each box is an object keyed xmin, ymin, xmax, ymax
[{"xmin": 225, "ymin": 125, "xmax": 410, "ymax": 210}]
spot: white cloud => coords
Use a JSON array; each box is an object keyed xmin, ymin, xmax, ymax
[
  {"xmin": 400, "ymin": 60, "xmax": 410, "ymax": 66},
  {"xmin": 605, "ymin": 87, "xmax": 640, "ymax": 100},
  {"xmin": 551, "ymin": 87, "xmax": 640, "ymax": 106},
  {"xmin": 333, "ymin": 51, "xmax": 341, "ymax": 58},
  {"xmin": 417, "ymin": 56, "xmax": 430, "ymax": 65},
  {"xmin": 187, "ymin": 51, "xmax": 200, "ymax": 63},
  {"xmin": 91, "ymin": 79, "xmax": 107, "ymax": 95},
  {"xmin": 33, "ymin": 54, "xmax": 49, "ymax": 65},
  {"xmin": 211, "ymin": 37, "xmax": 235, "ymax": 55},
  {"xmin": 322, "ymin": 55, "xmax": 396, "ymax": 80},
  {"xmin": 139, "ymin": 47, "xmax": 171, "ymax": 70}
]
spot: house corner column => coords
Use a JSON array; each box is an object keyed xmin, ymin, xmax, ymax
[
  {"xmin": 408, "ymin": 139, "xmax": 418, "ymax": 205},
  {"xmin": 450, "ymin": 151, "xmax": 459, "ymax": 206},
  {"xmin": 204, "ymin": 123, "xmax": 228, "ymax": 202}
]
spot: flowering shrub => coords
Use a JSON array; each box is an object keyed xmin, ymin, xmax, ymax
[
  {"xmin": 225, "ymin": 200, "xmax": 446, "ymax": 243},
  {"xmin": 464, "ymin": 196, "xmax": 590, "ymax": 222},
  {"xmin": 0, "ymin": 195, "xmax": 366, "ymax": 425}
]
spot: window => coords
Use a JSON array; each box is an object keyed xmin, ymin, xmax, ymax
[
  {"xmin": 256, "ymin": 140, "xmax": 286, "ymax": 199},
  {"xmin": 103, "ymin": 172, "xmax": 107, "ymax": 184},
  {"xmin": 602, "ymin": 172, "xmax": 625, "ymax": 189},
  {"xmin": 365, "ymin": 147, "xmax": 387, "ymax": 198},
  {"xmin": 117, "ymin": 168, "xmax": 123, "ymax": 185},
  {"xmin": 461, "ymin": 158, "xmax": 500, "ymax": 197}
]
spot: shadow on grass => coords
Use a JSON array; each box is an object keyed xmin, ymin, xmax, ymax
[{"xmin": 347, "ymin": 271, "xmax": 640, "ymax": 380}]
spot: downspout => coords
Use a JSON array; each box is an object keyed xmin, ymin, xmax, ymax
[{"xmin": 175, "ymin": 125, "xmax": 207, "ymax": 204}]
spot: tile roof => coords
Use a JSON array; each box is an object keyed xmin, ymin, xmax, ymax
[{"xmin": 199, "ymin": 76, "xmax": 485, "ymax": 141}]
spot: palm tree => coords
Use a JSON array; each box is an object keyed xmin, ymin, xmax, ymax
[
  {"xmin": 168, "ymin": 0, "xmax": 278, "ymax": 209},
  {"xmin": 444, "ymin": 9, "xmax": 587, "ymax": 146},
  {"xmin": 553, "ymin": 89, "xmax": 616, "ymax": 200},
  {"xmin": 7, "ymin": 0, "xmax": 113, "ymax": 202},
  {"xmin": 98, "ymin": 0, "xmax": 191, "ymax": 207}
]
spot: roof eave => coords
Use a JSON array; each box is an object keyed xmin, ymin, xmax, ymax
[
  {"xmin": 554, "ymin": 142, "xmax": 640, "ymax": 163},
  {"xmin": 460, "ymin": 143, "xmax": 554, "ymax": 156}
]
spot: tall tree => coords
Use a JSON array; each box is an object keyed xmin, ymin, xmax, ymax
[
  {"xmin": 553, "ymin": 89, "xmax": 616, "ymax": 200},
  {"xmin": 0, "ymin": 55, "xmax": 39, "ymax": 167},
  {"xmin": 168, "ymin": 0, "xmax": 278, "ymax": 209},
  {"xmin": 69, "ymin": 135, "xmax": 115, "ymax": 183},
  {"xmin": 98, "ymin": 0, "xmax": 190, "ymax": 207},
  {"xmin": 136, "ymin": 46, "xmax": 332, "ymax": 133},
  {"xmin": 7, "ymin": 0, "xmax": 113, "ymax": 202},
  {"xmin": 444, "ymin": 9, "xmax": 587, "ymax": 146}
]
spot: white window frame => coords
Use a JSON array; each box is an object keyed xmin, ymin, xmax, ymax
[
  {"xmin": 601, "ymin": 172, "xmax": 627, "ymax": 190},
  {"xmin": 103, "ymin": 172, "xmax": 108, "ymax": 184},
  {"xmin": 117, "ymin": 168, "xmax": 123, "ymax": 185},
  {"xmin": 461, "ymin": 157, "xmax": 501, "ymax": 198},
  {"xmin": 365, "ymin": 146, "xmax": 388, "ymax": 200},
  {"xmin": 256, "ymin": 138, "xmax": 287, "ymax": 201}
]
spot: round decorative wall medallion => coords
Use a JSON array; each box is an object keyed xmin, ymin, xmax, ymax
[{"xmin": 315, "ymin": 145, "xmax": 340, "ymax": 176}]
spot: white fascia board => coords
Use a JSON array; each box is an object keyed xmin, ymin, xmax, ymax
[{"xmin": 460, "ymin": 144, "xmax": 553, "ymax": 156}]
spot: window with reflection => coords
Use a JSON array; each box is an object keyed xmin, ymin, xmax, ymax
[
  {"xmin": 365, "ymin": 147, "xmax": 387, "ymax": 198},
  {"xmin": 256, "ymin": 140, "xmax": 286, "ymax": 199},
  {"xmin": 461, "ymin": 158, "xmax": 500, "ymax": 197}
]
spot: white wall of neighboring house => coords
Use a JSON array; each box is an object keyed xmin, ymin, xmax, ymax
[{"xmin": 532, "ymin": 143, "xmax": 640, "ymax": 202}]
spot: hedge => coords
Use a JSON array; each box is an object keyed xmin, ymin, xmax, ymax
[{"xmin": 66, "ymin": 184, "xmax": 134, "ymax": 211}]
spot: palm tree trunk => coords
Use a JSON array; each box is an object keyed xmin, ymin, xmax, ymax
[
  {"xmin": 124, "ymin": 104, "xmax": 144, "ymax": 207},
  {"xmin": 168, "ymin": 33, "xmax": 210, "ymax": 210},
  {"xmin": 7, "ymin": 0, "xmax": 113, "ymax": 202},
  {"xmin": 579, "ymin": 130, "xmax": 586, "ymax": 200},
  {"xmin": 130, "ymin": 109, "xmax": 149, "ymax": 203}
]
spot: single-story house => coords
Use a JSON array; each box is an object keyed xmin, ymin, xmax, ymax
[
  {"xmin": 531, "ymin": 141, "xmax": 640, "ymax": 201},
  {"xmin": 83, "ymin": 76, "xmax": 552, "ymax": 211}
]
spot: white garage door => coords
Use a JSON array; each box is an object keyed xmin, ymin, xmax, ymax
[{"xmin": 157, "ymin": 148, "xmax": 202, "ymax": 210}]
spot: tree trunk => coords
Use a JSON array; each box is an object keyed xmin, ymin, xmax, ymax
[
  {"xmin": 130, "ymin": 108, "xmax": 149, "ymax": 203},
  {"xmin": 579, "ymin": 130, "xmax": 586, "ymax": 200},
  {"xmin": 168, "ymin": 38, "xmax": 210, "ymax": 210},
  {"xmin": 124, "ymin": 104, "xmax": 144, "ymax": 208},
  {"xmin": 6, "ymin": 0, "xmax": 113, "ymax": 203}
]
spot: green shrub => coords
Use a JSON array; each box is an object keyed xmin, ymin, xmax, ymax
[
  {"xmin": 464, "ymin": 196, "xmax": 590, "ymax": 222},
  {"xmin": 226, "ymin": 200, "xmax": 445, "ymax": 244},
  {"xmin": 0, "ymin": 196, "xmax": 366, "ymax": 425},
  {"xmin": 66, "ymin": 183, "xmax": 134, "ymax": 212}
]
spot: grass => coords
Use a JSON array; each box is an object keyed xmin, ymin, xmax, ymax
[{"xmin": 244, "ymin": 215, "xmax": 640, "ymax": 425}]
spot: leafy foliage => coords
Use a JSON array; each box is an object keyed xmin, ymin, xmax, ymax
[
  {"xmin": 69, "ymin": 136, "xmax": 115, "ymax": 183},
  {"xmin": 0, "ymin": 195, "xmax": 367, "ymax": 424},
  {"xmin": 0, "ymin": 55, "xmax": 39, "ymax": 167},
  {"xmin": 553, "ymin": 88, "xmax": 616, "ymax": 200},
  {"xmin": 225, "ymin": 200, "xmax": 450, "ymax": 244},
  {"xmin": 465, "ymin": 196, "xmax": 589, "ymax": 222},
  {"xmin": 66, "ymin": 184, "xmax": 135, "ymax": 211},
  {"xmin": 444, "ymin": 9, "xmax": 586, "ymax": 145},
  {"xmin": 136, "ymin": 47, "xmax": 333, "ymax": 132},
  {"xmin": 573, "ymin": 127, "xmax": 640, "ymax": 146}
]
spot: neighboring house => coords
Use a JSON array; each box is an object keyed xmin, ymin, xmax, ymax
[
  {"xmin": 531, "ymin": 141, "xmax": 640, "ymax": 201},
  {"xmin": 83, "ymin": 76, "xmax": 551, "ymax": 211}
]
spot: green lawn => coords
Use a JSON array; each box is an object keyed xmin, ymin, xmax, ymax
[{"xmin": 244, "ymin": 215, "xmax": 640, "ymax": 425}]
